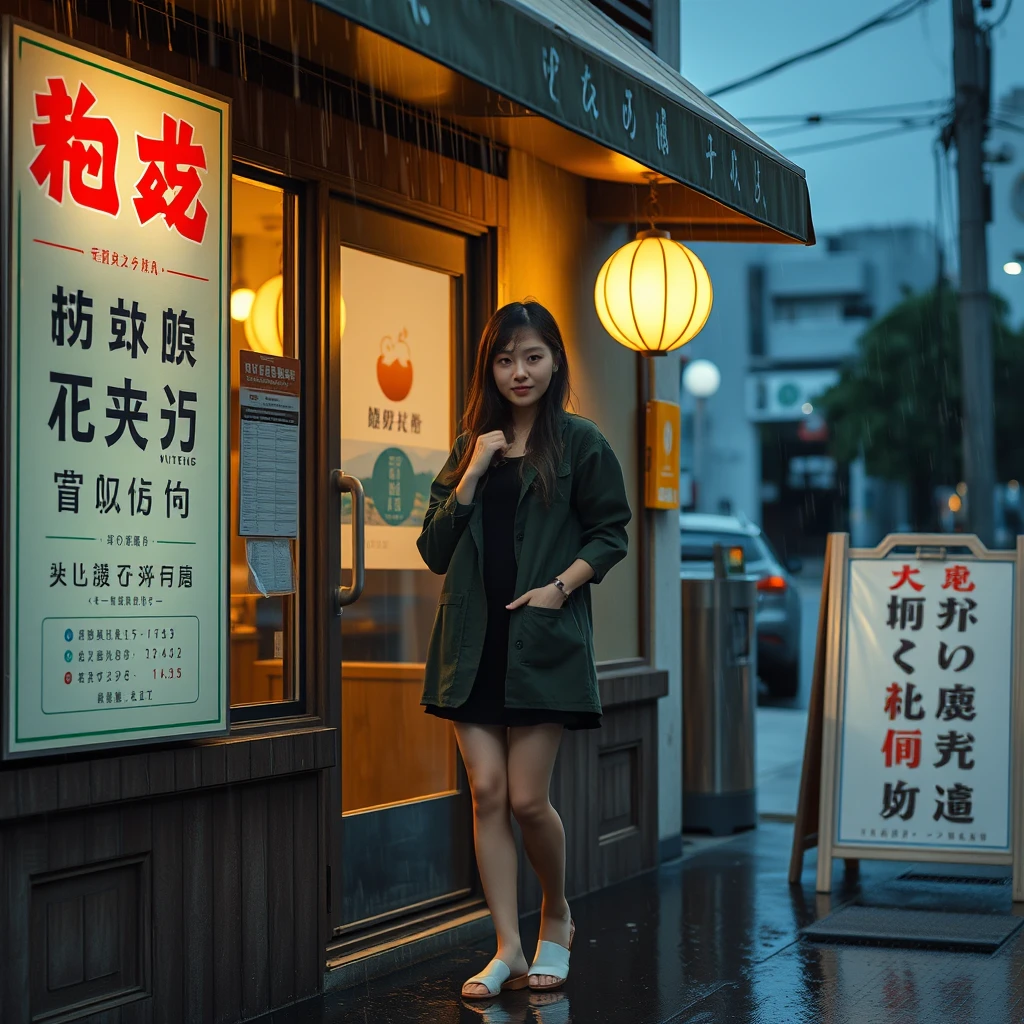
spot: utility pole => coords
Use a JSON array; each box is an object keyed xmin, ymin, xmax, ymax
[{"xmin": 952, "ymin": 0, "xmax": 995, "ymax": 545}]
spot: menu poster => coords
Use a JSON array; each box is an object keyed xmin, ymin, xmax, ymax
[
  {"xmin": 3, "ymin": 26, "xmax": 230, "ymax": 757},
  {"xmin": 238, "ymin": 352, "xmax": 300, "ymax": 539}
]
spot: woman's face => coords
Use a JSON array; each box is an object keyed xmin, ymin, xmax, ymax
[{"xmin": 492, "ymin": 330, "xmax": 556, "ymax": 410}]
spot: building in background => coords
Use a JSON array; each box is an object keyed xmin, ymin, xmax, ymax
[{"xmin": 682, "ymin": 226, "xmax": 939, "ymax": 560}]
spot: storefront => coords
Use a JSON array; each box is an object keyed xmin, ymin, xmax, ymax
[{"xmin": 0, "ymin": 1, "xmax": 813, "ymax": 1019}]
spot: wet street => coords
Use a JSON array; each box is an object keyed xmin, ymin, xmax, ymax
[{"xmin": 260, "ymin": 821, "xmax": 1024, "ymax": 1024}]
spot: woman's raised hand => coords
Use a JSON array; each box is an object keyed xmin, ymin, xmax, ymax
[{"xmin": 466, "ymin": 430, "xmax": 508, "ymax": 480}]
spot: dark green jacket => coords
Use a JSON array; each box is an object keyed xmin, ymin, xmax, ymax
[{"xmin": 417, "ymin": 413, "xmax": 631, "ymax": 714}]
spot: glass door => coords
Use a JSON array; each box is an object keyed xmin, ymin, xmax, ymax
[{"xmin": 328, "ymin": 200, "xmax": 474, "ymax": 930}]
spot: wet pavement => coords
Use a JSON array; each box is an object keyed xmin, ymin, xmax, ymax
[{"xmin": 260, "ymin": 821, "xmax": 1024, "ymax": 1023}]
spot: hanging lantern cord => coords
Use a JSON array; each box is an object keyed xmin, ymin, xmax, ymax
[{"xmin": 640, "ymin": 172, "xmax": 669, "ymax": 240}]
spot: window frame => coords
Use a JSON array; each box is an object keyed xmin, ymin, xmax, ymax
[{"xmin": 227, "ymin": 162, "xmax": 309, "ymax": 725}]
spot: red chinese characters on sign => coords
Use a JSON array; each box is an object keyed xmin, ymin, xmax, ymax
[
  {"xmin": 881, "ymin": 729, "xmax": 922, "ymax": 769},
  {"xmin": 133, "ymin": 115, "xmax": 208, "ymax": 244},
  {"xmin": 942, "ymin": 565, "xmax": 976, "ymax": 593},
  {"xmin": 90, "ymin": 248, "xmax": 160, "ymax": 276},
  {"xmin": 889, "ymin": 564, "xmax": 924, "ymax": 592},
  {"xmin": 29, "ymin": 79, "xmax": 208, "ymax": 244},
  {"xmin": 30, "ymin": 78, "xmax": 120, "ymax": 216}
]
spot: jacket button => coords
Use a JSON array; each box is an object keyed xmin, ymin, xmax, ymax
[{"xmin": 515, "ymin": 640, "xmax": 523, "ymax": 650}]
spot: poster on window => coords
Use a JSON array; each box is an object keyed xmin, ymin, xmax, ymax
[
  {"xmin": 339, "ymin": 246, "xmax": 451, "ymax": 571},
  {"xmin": 3, "ymin": 24, "xmax": 230, "ymax": 757},
  {"xmin": 835, "ymin": 556, "xmax": 1015, "ymax": 853}
]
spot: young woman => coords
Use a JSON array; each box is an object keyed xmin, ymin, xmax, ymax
[{"xmin": 417, "ymin": 300, "xmax": 631, "ymax": 1000}]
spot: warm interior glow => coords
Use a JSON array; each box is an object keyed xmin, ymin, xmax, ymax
[
  {"xmin": 948, "ymin": 494, "xmax": 962, "ymax": 513},
  {"xmin": 244, "ymin": 274, "xmax": 284, "ymax": 356},
  {"xmin": 594, "ymin": 232, "xmax": 713, "ymax": 355},
  {"xmin": 230, "ymin": 287, "xmax": 255, "ymax": 322}
]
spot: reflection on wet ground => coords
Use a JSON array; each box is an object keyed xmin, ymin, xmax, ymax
[{"xmin": 262, "ymin": 823, "xmax": 1024, "ymax": 1023}]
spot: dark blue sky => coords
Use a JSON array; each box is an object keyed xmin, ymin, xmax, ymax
[{"xmin": 681, "ymin": 0, "xmax": 1024, "ymax": 235}]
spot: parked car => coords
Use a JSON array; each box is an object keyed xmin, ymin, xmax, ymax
[{"xmin": 679, "ymin": 513, "xmax": 802, "ymax": 699}]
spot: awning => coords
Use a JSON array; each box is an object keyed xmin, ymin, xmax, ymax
[{"xmin": 316, "ymin": 0, "xmax": 814, "ymax": 244}]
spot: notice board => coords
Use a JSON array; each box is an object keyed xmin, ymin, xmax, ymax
[
  {"xmin": 2, "ymin": 23, "xmax": 231, "ymax": 757},
  {"xmin": 790, "ymin": 533, "xmax": 1024, "ymax": 900}
]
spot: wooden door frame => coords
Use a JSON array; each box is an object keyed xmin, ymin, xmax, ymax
[{"xmin": 320, "ymin": 191, "xmax": 492, "ymax": 937}]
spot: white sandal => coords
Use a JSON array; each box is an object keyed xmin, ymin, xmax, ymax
[
  {"xmin": 528, "ymin": 920, "xmax": 575, "ymax": 991},
  {"xmin": 462, "ymin": 957, "xmax": 530, "ymax": 999}
]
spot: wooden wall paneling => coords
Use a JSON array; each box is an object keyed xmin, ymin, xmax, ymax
[
  {"xmin": 50, "ymin": 808, "xmax": 86, "ymax": 871},
  {"xmin": 175, "ymin": 747, "xmax": 202, "ymax": 793},
  {"xmin": 240, "ymin": 785, "xmax": 271, "ymax": 1018},
  {"xmin": 0, "ymin": 769, "xmax": 17, "ymax": 820},
  {"xmin": 565, "ymin": 730, "xmax": 592, "ymax": 900},
  {"xmin": 19, "ymin": 764, "xmax": 58, "ymax": 816},
  {"xmin": 212, "ymin": 787, "xmax": 243, "ymax": 1024},
  {"xmin": 151, "ymin": 799, "xmax": 183, "ymax": 1024},
  {"xmin": 58, "ymin": 760, "xmax": 92, "ymax": 810},
  {"xmin": 294, "ymin": 773, "xmax": 322, "ymax": 1001},
  {"xmin": 87, "ymin": 807, "xmax": 123, "ymax": 863},
  {"xmin": 4, "ymin": 823, "xmax": 48, "ymax": 1020},
  {"xmin": 467, "ymin": 168, "xmax": 486, "ymax": 224},
  {"xmin": 183, "ymin": 794, "xmax": 214, "ymax": 1022},
  {"xmin": 268, "ymin": 779, "xmax": 297, "ymax": 1007},
  {"xmin": 120, "ymin": 802, "xmax": 155, "ymax": 1024},
  {"xmin": 440, "ymin": 153, "xmax": 458, "ymax": 213},
  {"xmin": 454, "ymin": 161, "xmax": 472, "ymax": 221}
]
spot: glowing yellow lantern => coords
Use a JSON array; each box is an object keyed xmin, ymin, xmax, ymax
[
  {"xmin": 594, "ymin": 228, "xmax": 713, "ymax": 356},
  {"xmin": 244, "ymin": 275, "xmax": 284, "ymax": 356}
]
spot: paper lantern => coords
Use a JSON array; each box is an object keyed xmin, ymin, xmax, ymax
[
  {"xmin": 230, "ymin": 287, "xmax": 255, "ymax": 322},
  {"xmin": 594, "ymin": 229, "xmax": 713, "ymax": 355},
  {"xmin": 244, "ymin": 275, "xmax": 284, "ymax": 356}
]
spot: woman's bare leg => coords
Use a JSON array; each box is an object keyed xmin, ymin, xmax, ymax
[
  {"xmin": 507, "ymin": 724, "xmax": 572, "ymax": 988},
  {"xmin": 454, "ymin": 723, "xmax": 528, "ymax": 996}
]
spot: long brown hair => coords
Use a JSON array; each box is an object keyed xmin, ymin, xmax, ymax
[{"xmin": 450, "ymin": 300, "xmax": 571, "ymax": 504}]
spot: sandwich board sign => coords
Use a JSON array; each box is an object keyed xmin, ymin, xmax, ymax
[{"xmin": 789, "ymin": 534, "xmax": 1024, "ymax": 901}]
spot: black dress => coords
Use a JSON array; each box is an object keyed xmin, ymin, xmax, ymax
[{"xmin": 426, "ymin": 456, "xmax": 600, "ymax": 730}]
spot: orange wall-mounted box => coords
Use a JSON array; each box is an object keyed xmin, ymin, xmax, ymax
[{"xmin": 644, "ymin": 400, "xmax": 681, "ymax": 510}]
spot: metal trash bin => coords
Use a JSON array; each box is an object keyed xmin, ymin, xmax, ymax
[{"xmin": 681, "ymin": 545, "xmax": 758, "ymax": 836}]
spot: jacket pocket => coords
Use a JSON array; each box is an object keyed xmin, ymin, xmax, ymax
[
  {"xmin": 427, "ymin": 593, "xmax": 467, "ymax": 690},
  {"xmin": 519, "ymin": 603, "xmax": 588, "ymax": 671}
]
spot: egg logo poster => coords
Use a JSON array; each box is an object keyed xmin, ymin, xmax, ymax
[
  {"xmin": 377, "ymin": 330, "xmax": 414, "ymax": 402},
  {"xmin": 339, "ymin": 247, "xmax": 451, "ymax": 570}
]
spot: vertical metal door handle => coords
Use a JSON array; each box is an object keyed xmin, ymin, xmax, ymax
[{"xmin": 333, "ymin": 471, "xmax": 365, "ymax": 613}]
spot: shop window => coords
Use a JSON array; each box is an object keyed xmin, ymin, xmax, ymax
[
  {"xmin": 338, "ymin": 244, "xmax": 457, "ymax": 812},
  {"xmin": 229, "ymin": 175, "xmax": 300, "ymax": 709}
]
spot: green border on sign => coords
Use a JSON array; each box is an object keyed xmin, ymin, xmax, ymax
[{"xmin": 9, "ymin": 27, "xmax": 229, "ymax": 752}]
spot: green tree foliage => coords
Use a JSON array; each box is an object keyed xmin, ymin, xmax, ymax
[{"xmin": 816, "ymin": 288, "xmax": 1024, "ymax": 525}]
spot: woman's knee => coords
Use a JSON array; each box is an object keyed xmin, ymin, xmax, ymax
[
  {"xmin": 469, "ymin": 770, "xmax": 509, "ymax": 817},
  {"xmin": 509, "ymin": 788, "xmax": 555, "ymax": 827}
]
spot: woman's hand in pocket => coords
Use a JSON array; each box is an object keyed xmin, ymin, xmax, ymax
[{"xmin": 506, "ymin": 584, "xmax": 565, "ymax": 611}]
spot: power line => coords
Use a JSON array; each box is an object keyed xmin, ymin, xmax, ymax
[
  {"xmin": 779, "ymin": 121, "xmax": 938, "ymax": 156},
  {"xmin": 708, "ymin": 0, "xmax": 936, "ymax": 98},
  {"xmin": 741, "ymin": 98, "xmax": 950, "ymax": 124},
  {"xmin": 762, "ymin": 114, "xmax": 943, "ymax": 142}
]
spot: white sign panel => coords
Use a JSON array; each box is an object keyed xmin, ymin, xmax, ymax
[
  {"xmin": 837, "ymin": 558, "xmax": 1014, "ymax": 852},
  {"xmin": 3, "ymin": 25, "xmax": 230, "ymax": 756},
  {"xmin": 339, "ymin": 246, "xmax": 451, "ymax": 570}
]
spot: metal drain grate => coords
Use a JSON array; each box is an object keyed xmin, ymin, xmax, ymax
[
  {"xmin": 800, "ymin": 906, "xmax": 1023, "ymax": 954},
  {"xmin": 896, "ymin": 869, "xmax": 1011, "ymax": 887}
]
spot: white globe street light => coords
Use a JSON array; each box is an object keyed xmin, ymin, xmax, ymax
[
  {"xmin": 683, "ymin": 359, "xmax": 721, "ymax": 399},
  {"xmin": 682, "ymin": 359, "xmax": 720, "ymax": 512},
  {"xmin": 1004, "ymin": 261, "xmax": 1022, "ymax": 276}
]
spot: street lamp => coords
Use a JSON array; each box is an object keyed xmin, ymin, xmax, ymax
[{"xmin": 683, "ymin": 359, "xmax": 720, "ymax": 512}]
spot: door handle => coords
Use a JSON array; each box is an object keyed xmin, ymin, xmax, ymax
[{"xmin": 333, "ymin": 470, "xmax": 365, "ymax": 613}]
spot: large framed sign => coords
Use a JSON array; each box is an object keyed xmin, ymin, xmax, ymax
[
  {"xmin": 802, "ymin": 534, "xmax": 1024, "ymax": 900},
  {"xmin": 2, "ymin": 22, "xmax": 230, "ymax": 757}
]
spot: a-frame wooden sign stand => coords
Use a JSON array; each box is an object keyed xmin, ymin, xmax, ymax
[{"xmin": 790, "ymin": 532, "xmax": 1024, "ymax": 898}]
